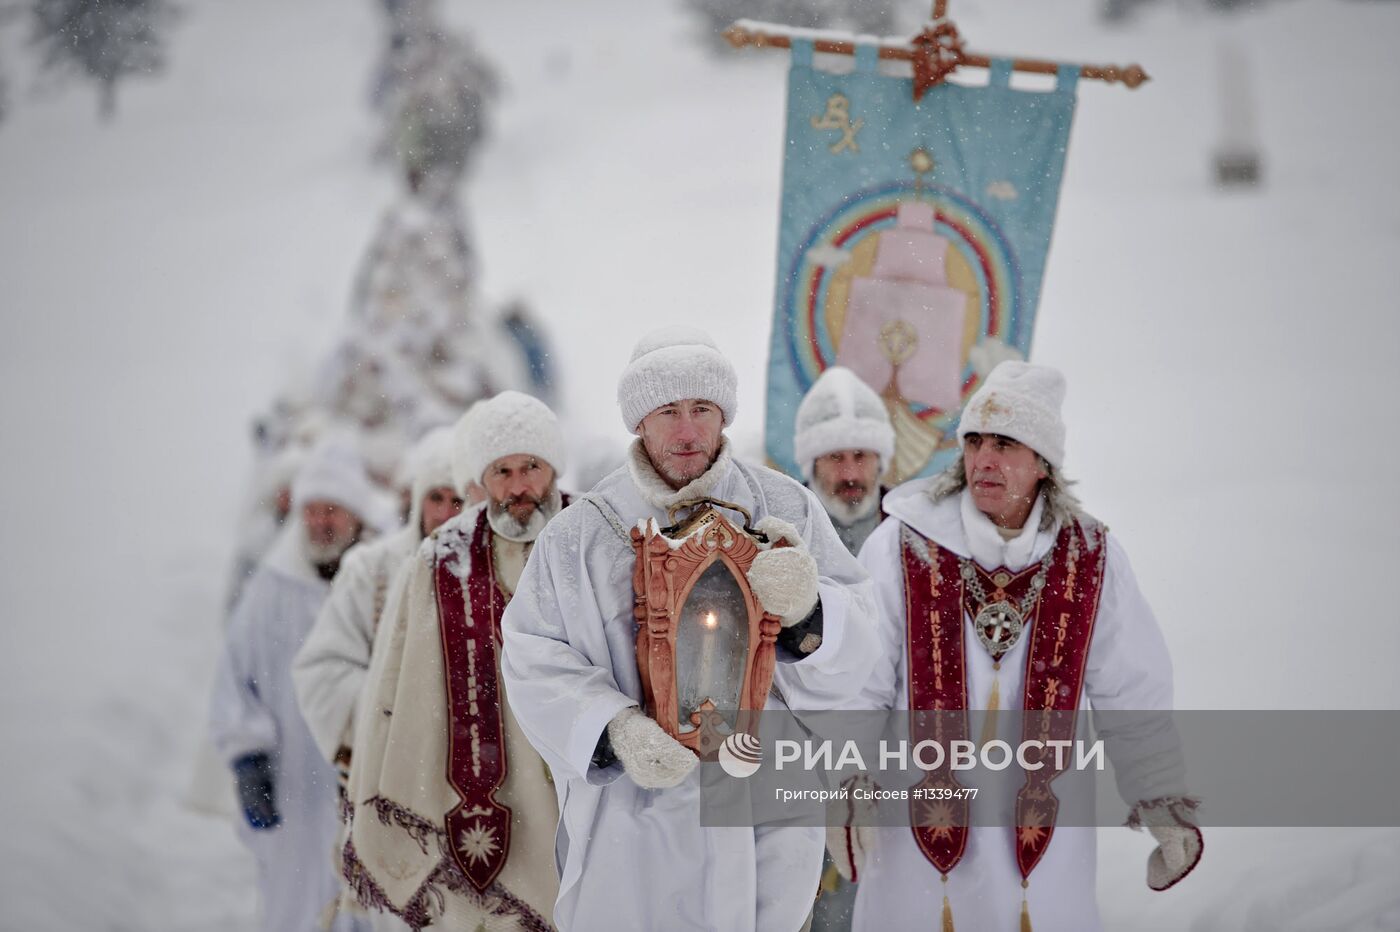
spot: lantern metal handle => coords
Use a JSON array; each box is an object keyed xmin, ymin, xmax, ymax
[{"xmin": 664, "ymin": 497, "xmax": 763, "ymax": 540}]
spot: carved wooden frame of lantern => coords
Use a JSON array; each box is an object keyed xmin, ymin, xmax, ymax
[{"xmin": 631, "ymin": 500, "xmax": 785, "ymax": 760}]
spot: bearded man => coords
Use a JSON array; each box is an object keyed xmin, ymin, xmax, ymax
[
  {"xmin": 343, "ymin": 391, "xmax": 568, "ymax": 931},
  {"xmin": 499, "ymin": 326, "xmax": 879, "ymax": 932},
  {"xmin": 293, "ymin": 425, "xmax": 468, "ymax": 785},
  {"xmin": 210, "ymin": 437, "xmax": 381, "ymax": 932},
  {"xmin": 792, "ymin": 368, "xmax": 895, "ymax": 932},
  {"xmin": 794, "ymin": 365, "xmax": 895, "ymax": 558},
  {"xmin": 831, "ymin": 361, "xmax": 1202, "ymax": 931}
]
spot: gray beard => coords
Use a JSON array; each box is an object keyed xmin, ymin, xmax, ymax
[
  {"xmin": 303, "ymin": 535, "xmax": 355, "ymax": 566},
  {"xmin": 814, "ymin": 484, "xmax": 879, "ymax": 527},
  {"xmin": 487, "ymin": 485, "xmax": 562, "ymax": 542}
]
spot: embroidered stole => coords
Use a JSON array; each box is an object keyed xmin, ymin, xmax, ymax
[
  {"xmin": 435, "ymin": 508, "xmax": 511, "ymax": 892},
  {"xmin": 902, "ymin": 519, "xmax": 1108, "ymax": 881}
]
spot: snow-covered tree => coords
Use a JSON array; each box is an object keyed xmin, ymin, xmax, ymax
[
  {"xmin": 29, "ymin": 0, "xmax": 177, "ymax": 118},
  {"xmin": 1, "ymin": 3, "xmax": 23, "ymax": 125},
  {"xmin": 368, "ymin": 0, "xmax": 436, "ymax": 111},
  {"xmin": 384, "ymin": 28, "xmax": 497, "ymax": 190},
  {"xmin": 235, "ymin": 0, "xmax": 525, "ymax": 544}
]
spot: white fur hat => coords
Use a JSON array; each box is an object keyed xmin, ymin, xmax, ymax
[
  {"xmin": 404, "ymin": 426, "xmax": 456, "ymax": 533},
  {"xmin": 254, "ymin": 443, "xmax": 307, "ymax": 507},
  {"xmin": 454, "ymin": 391, "xmax": 566, "ymax": 490},
  {"xmin": 616, "ymin": 326, "xmax": 738, "ymax": 432},
  {"xmin": 793, "ymin": 366, "xmax": 895, "ymax": 481},
  {"xmin": 956, "ymin": 361, "xmax": 1067, "ymax": 469},
  {"xmin": 448, "ymin": 400, "xmax": 484, "ymax": 497},
  {"xmin": 291, "ymin": 434, "xmax": 380, "ymax": 522}
]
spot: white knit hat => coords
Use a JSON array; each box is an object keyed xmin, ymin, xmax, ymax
[
  {"xmin": 454, "ymin": 391, "xmax": 566, "ymax": 490},
  {"xmin": 616, "ymin": 325, "xmax": 738, "ymax": 432},
  {"xmin": 793, "ymin": 367, "xmax": 895, "ymax": 481},
  {"xmin": 956, "ymin": 361, "xmax": 1067, "ymax": 469},
  {"xmin": 404, "ymin": 426, "xmax": 456, "ymax": 533},
  {"xmin": 291, "ymin": 434, "xmax": 381, "ymax": 522},
  {"xmin": 448, "ymin": 400, "xmax": 484, "ymax": 497}
]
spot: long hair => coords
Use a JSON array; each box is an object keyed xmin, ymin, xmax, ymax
[{"xmin": 926, "ymin": 452, "xmax": 1085, "ymax": 533}]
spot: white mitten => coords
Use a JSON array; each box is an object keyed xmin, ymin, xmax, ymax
[
  {"xmin": 825, "ymin": 823, "xmax": 874, "ymax": 883},
  {"xmin": 606, "ymin": 707, "xmax": 698, "ymax": 789},
  {"xmin": 749, "ymin": 516, "xmax": 819, "ymax": 627},
  {"xmin": 1130, "ymin": 798, "xmax": 1203, "ymax": 891}
]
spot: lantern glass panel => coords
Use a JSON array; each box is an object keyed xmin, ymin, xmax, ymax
[{"xmin": 675, "ymin": 558, "xmax": 749, "ymax": 732}]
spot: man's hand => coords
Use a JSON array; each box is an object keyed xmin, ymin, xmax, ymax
[
  {"xmin": 606, "ymin": 708, "xmax": 698, "ymax": 789},
  {"xmin": 233, "ymin": 752, "xmax": 280, "ymax": 831},
  {"xmin": 749, "ymin": 516, "xmax": 819, "ymax": 628}
]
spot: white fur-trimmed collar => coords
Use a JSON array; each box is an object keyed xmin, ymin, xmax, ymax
[
  {"xmin": 958, "ymin": 487, "xmax": 1046, "ymax": 571},
  {"xmin": 420, "ymin": 491, "xmax": 560, "ymax": 579},
  {"xmin": 626, "ymin": 436, "xmax": 734, "ymax": 510},
  {"xmin": 882, "ymin": 477, "xmax": 1058, "ymax": 570}
]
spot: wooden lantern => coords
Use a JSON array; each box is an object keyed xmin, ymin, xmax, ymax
[{"xmin": 631, "ymin": 501, "xmax": 783, "ymax": 759}]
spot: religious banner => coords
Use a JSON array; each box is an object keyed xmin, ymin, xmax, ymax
[{"xmin": 764, "ymin": 40, "xmax": 1080, "ymax": 482}]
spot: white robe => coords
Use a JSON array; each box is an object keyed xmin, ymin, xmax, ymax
[
  {"xmin": 850, "ymin": 481, "xmax": 1187, "ymax": 932},
  {"xmin": 209, "ymin": 523, "xmax": 369, "ymax": 932},
  {"xmin": 293, "ymin": 525, "xmax": 420, "ymax": 765},
  {"xmin": 499, "ymin": 441, "xmax": 880, "ymax": 932}
]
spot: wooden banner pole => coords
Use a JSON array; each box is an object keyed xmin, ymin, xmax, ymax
[{"xmin": 722, "ymin": 18, "xmax": 1150, "ymax": 90}]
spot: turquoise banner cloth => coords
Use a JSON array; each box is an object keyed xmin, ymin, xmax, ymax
[{"xmin": 765, "ymin": 41, "xmax": 1078, "ymax": 481}]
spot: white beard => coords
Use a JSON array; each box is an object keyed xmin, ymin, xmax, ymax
[
  {"xmin": 303, "ymin": 532, "xmax": 355, "ymax": 566},
  {"xmin": 814, "ymin": 483, "xmax": 879, "ymax": 527},
  {"xmin": 487, "ymin": 485, "xmax": 562, "ymax": 543}
]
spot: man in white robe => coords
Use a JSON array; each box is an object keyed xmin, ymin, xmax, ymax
[
  {"xmin": 831, "ymin": 362, "xmax": 1203, "ymax": 931},
  {"xmin": 793, "ymin": 367, "xmax": 894, "ymax": 931},
  {"xmin": 499, "ymin": 326, "xmax": 880, "ymax": 932},
  {"xmin": 293, "ymin": 425, "xmax": 466, "ymax": 774},
  {"xmin": 794, "ymin": 366, "xmax": 895, "ymax": 561},
  {"xmin": 210, "ymin": 438, "xmax": 381, "ymax": 932},
  {"xmin": 344, "ymin": 392, "xmax": 568, "ymax": 931}
]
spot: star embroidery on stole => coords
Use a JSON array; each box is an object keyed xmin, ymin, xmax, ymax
[
  {"xmin": 918, "ymin": 800, "xmax": 958, "ymax": 844},
  {"xmin": 1017, "ymin": 806, "xmax": 1048, "ymax": 850},
  {"xmin": 457, "ymin": 821, "xmax": 500, "ymax": 866}
]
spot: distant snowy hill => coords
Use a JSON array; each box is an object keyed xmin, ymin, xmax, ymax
[{"xmin": 2, "ymin": 0, "xmax": 1397, "ymax": 928}]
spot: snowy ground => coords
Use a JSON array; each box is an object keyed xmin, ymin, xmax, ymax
[{"xmin": 2, "ymin": 0, "xmax": 1398, "ymax": 929}]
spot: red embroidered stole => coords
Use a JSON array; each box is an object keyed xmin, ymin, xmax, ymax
[
  {"xmin": 902, "ymin": 536, "xmax": 971, "ymax": 875},
  {"xmin": 902, "ymin": 519, "xmax": 1108, "ymax": 880},
  {"xmin": 435, "ymin": 508, "xmax": 511, "ymax": 892}
]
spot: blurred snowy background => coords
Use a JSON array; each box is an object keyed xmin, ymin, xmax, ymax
[{"xmin": 1, "ymin": 0, "xmax": 1398, "ymax": 928}]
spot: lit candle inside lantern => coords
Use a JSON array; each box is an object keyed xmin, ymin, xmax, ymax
[{"xmin": 696, "ymin": 609, "xmax": 719, "ymax": 709}]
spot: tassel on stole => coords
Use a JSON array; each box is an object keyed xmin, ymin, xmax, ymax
[
  {"xmin": 978, "ymin": 675, "xmax": 1001, "ymax": 748},
  {"xmin": 1020, "ymin": 895, "xmax": 1033, "ymax": 932},
  {"xmin": 941, "ymin": 893, "xmax": 954, "ymax": 932}
]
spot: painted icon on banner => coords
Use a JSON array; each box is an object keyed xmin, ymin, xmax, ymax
[{"xmin": 786, "ymin": 160, "xmax": 1025, "ymax": 482}]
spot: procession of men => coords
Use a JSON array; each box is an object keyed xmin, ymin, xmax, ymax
[{"xmin": 209, "ymin": 326, "xmax": 1201, "ymax": 931}]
